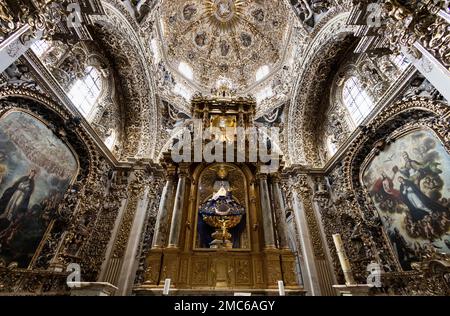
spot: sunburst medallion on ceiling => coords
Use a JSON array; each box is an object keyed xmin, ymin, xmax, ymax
[
  {"xmin": 204, "ymin": 0, "xmax": 245, "ymax": 33},
  {"xmin": 158, "ymin": 0, "xmax": 292, "ymax": 93}
]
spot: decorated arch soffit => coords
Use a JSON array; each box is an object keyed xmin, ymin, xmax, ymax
[
  {"xmin": 286, "ymin": 7, "xmax": 357, "ymax": 167},
  {"xmin": 155, "ymin": 0, "xmax": 294, "ymax": 96},
  {"xmin": 90, "ymin": 0, "xmax": 160, "ymax": 159}
]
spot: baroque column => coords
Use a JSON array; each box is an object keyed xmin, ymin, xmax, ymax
[
  {"xmin": 167, "ymin": 163, "xmax": 189, "ymax": 248},
  {"xmin": 281, "ymin": 169, "xmax": 337, "ymax": 296},
  {"xmin": 270, "ymin": 174, "xmax": 289, "ymax": 249},
  {"xmin": 257, "ymin": 172, "xmax": 276, "ymax": 249},
  {"xmin": 97, "ymin": 168, "xmax": 156, "ymax": 294},
  {"xmin": 152, "ymin": 164, "xmax": 176, "ymax": 248},
  {"xmin": 288, "ymin": 179, "xmax": 321, "ymax": 296}
]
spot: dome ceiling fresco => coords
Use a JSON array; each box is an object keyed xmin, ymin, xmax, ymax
[{"xmin": 158, "ymin": 0, "xmax": 293, "ymax": 93}]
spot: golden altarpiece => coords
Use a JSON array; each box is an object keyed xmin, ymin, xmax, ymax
[{"xmin": 135, "ymin": 96, "xmax": 303, "ymax": 295}]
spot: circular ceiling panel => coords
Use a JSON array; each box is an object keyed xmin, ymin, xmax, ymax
[{"xmin": 159, "ymin": 0, "xmax": 292, "ymax": 92}]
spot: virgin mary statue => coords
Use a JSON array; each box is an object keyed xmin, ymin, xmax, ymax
[{"xmin": 197, "ymin": 165, "xmax": 246, "ymax": 248}]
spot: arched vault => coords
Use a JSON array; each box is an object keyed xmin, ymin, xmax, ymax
[{"xmin": 286, "ymin": 10, "xmax": 358, "ymax": 167}]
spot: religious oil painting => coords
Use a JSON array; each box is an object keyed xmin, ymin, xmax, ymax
[
  {"xmin": 363, "ymin": 129, "xmax": 450, "ymax": 270},
  {"xmin": 0, "ymin": 111, "xmax": 78, "ymax": 268}
]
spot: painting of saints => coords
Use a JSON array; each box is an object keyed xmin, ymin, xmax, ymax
[
  {"xmin": 399, "ymin": 152, "xmax": 424, "ymax": 183},
  {"xmin": 363, "ymin": 130, "xmax": 450, "ymax": 270},
  {"xmin": 0, "ymin": 111, "xmax": 78, "ymax": 268},
  {"xmin": 0, "ymin": 152, "xmax": 6, "ymax": 185},
  {"xmin": 0, "ymin": 169, "xmax": 36, "ymax": 223},
  {"xmin": 371, "ymin": 170, "xmax": 401, "ymax": 210},
  {"xmin": 398, "ymin": 176, "xmax": 448, "ymax": 223}
]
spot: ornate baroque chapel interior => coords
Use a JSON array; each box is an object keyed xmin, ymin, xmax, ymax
[{"xmin": 0, "ymin": 0, "xmax": 449, "ymax": 296}]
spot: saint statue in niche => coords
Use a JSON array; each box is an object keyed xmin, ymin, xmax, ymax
[
  {"xmin": 220, "ymin": 40, "xmax": 230, "ymax": 57},
  {"xmin": 197, "ymin": 165, "xmax": 246, "ymax": 249},
  {"xmin": 210, "ymin": 115, "xmax": 236, "ymax": 142},
  {"xmin": 252, "ymin": 9, "xmax": 265, "ymax": 22},
  {"xmin": 240, "ymin": 33, "xmax": 252, "ymax": 47},
  {"xmin": 183, "ymin": 4, "xmax": 197, "ymax": 21},
  {"xmin": 195, "ymin": 32, "xmax": 207, "ymax": 47}
]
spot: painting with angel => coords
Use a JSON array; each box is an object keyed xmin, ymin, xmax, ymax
[{"xmin": 363, "ymin": 129, "xmax": 450, "ymax": 270}]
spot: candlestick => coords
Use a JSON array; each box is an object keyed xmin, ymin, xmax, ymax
[
  {"xmin": 332, "ymin": 234, "xmax": 356, "ymax": 286},
  {"xmin": 278, "ymin": 280, "xmax": 286, "ymax": 296},
  {"xmin": 163, "ymin": 278, "xmax": 171, "ymax": 295}
]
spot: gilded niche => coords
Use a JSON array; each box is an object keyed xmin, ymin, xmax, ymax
[{"xmin": 195, "ymin": 164, "xmax": 250, "ymax": 249}]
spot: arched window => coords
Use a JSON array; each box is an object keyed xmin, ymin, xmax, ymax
[
  {"xmin": 178, "ymin": 61, "xmax": 194, "ymax": 80},
  {"xmin": 326, "ymin": 136, "xmax": 338, "ymax": 157},
  {"xmin": 68, "ymin": 66, "xmax": 103, "ymax": 118},
  {"xmin": 391, "ymin": 54, "xmax": 410, "ymax": 71},
  {"xmin": 104, "ymin": 129, "xmax": 117, "ymax": 150},
  {"xmin": 255, "ymin": 85, "xmax": 273, "ymax": 103},
  {"xmin": 30, "ymin": 39, "xmax": 50, "ymax": 57},
  {"xmin": 256, "ymin": 65, "xmax": 270, "ymax": 81},
  {"xmin": 174, "ymin": 82, "xmax": 192, "ymax": 101},
  {"xmin": 342, "ymin": 76, "xmax": 374, "ymax": 125},
  {"xmin": 150, "ymin": 38, "xmax": 160, "ymax": 64}
]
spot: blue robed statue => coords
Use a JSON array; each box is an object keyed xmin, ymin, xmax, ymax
[{"xmin": 198, "ymin": 167, "xmax": 246, "ymax": 249}]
